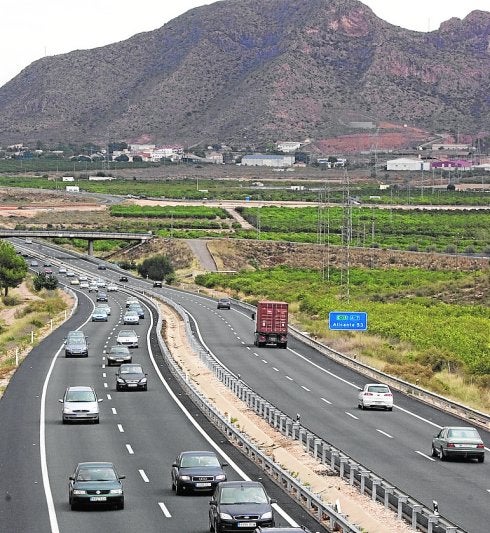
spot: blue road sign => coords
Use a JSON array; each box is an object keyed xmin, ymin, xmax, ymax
[{"xmin": 329, "ymin": 311, "xmax": 367, "ymax": 331}]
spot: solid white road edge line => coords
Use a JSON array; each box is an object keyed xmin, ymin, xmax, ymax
[{"xmin": 147, "ymin": 300, "xmax": 300, "ymax": 527}]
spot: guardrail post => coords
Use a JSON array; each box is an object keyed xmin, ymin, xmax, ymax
[
  {"xmin": 371, "ymin": 478, "xmax": 381, "ymax": 502},
  {"xmin": 322, "ymin": 445, "xmax": 328, "ymax": 466},
  {"xmin": 427, "ymin": 514, "xmax": 439, "ymax": 533},
  {"xmin": 279, "ymin": 415, "xmax": 286, "ymax": 433},
  {"xmin": 285, "ymin": 418, "xmax": 292, "ymax": 437},
  {"xmin": 397, "ymin": 495, "xmax": 408, "ymax": 520},
  {"xmin": 359, "ymin": 469, "xmax": 369, "ymax": 495},
  {"xmin": 273, "ymin": 411, "xmax": 280, "ymax": 429},
  {"xmin": 299, "ymin": 428, "xmax": 306, "ymax": 446},
  {"xmin": 330, "ymin": 450, "xmax": 339, "ymax": 470},
  {"xmin": 269, "ymin": 407, "xmax": 276, "ymax": 425},
  {"xmin": 411, "ymin": 504, "xmax": 422, "ymax": 530},
  {"xmin": 384, "ymin": 486, "xmax": 394, "ymax": 507},
  {"xmin": 339, "ymin": 457, "xmax": 348, "ymax": 479},
  {"xmin": 314, "ymin": 438, "xmax": 322, "ymax": 459},
  {"xmin": 306, "ymin": 433, "xmax": 313, "ymax": 453},
  {"xmin": 349, "ymin": 463, "xmax": 357, "ymax": 486}
]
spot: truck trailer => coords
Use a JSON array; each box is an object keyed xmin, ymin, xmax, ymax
[{"xmin": 254, "ymin": 300, "xmax": 288, "ymax": 348}]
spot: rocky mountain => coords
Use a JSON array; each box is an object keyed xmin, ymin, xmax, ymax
[{"xmin": 0, "ymin": 0, "xmax": 488, "ymax": 146}]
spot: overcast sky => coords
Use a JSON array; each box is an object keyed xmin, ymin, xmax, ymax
[{"xmin": 1, "ymin": 0, "xmax": 488, "ymax": 87}]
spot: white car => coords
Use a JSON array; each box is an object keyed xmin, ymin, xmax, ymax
[
  {"xmin": 79, "ymin": 275, "xmax": 88, "ymax": 282},
  {"xmin": 116, "ymin": 329, "xmax": 139, "ymax": 348},
  {"xmin": 70, "ymin": 278, "xmax": 80, "ymax": 285},
  {"xmin": 66, "ymin": 270, "xmax": 75, "ymax": 277},
  {"xmin": 123, "ymin": 312, "xmax": 140, "ymax": 325},
  {"xmin": 59, "ymin": 386, "xmax": 102, "ymax": 424},
  {"xmin": 358, "ymin": 383, "xmax": 393, "ymax": 411},
  {"xmin": 107, "ymin": 283, "xmax": 119, "ymax": 292},
  {"xmin": 80, "ymin": 281, "xmax": 90, "ymax": 289},
  {"xmin": 59, "ymin": 266, "xmax": 67, "ymax": 274}
]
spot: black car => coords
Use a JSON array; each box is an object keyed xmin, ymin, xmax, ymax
[
  {"xmin": 119, "ymin": 275, "xmax": 128, "ymax": 282},
  {"xmin": 209, "ymin": 481, "xmax": 275, "ymax": 532},
  {"xmin": 116, "ymin": 363, "xmax": 147, "ymax": 391},
  {"xmin": 171, "ymin": 451, "xmax": 227, "ymax": 495},
  {"xmin": 106, "ymin": 345, "xmax": 132, "ymax": 366},
  {"xmin": 96, "ymin": 291, "xmax": 108, "ymax": 302},
  {"xmin": 97, "ymin": 264, "xmax": 107, "ymax": 270},
  {"xmin": 69, "ymin": 462, "xmax": 125, "ymax": 510},
  {"xmin": 217, "ymin": 298, "xmax": 231, "ymax": 310},
  {"xmin": 153, "ymin": 280, "xmax": 163, "ymax": 288},
  {"xmin": 64, "ymin": 331, "xmax": 89, "ymax": 358}
]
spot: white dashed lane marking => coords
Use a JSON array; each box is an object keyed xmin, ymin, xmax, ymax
[
  {"xmin": 158, "ymin": 502, "xmax": 172, "ymax": 517},
  {"xmin": 301, "ymin": 386, "xmax": 310, "ymax": 392},
  {"xmin": 126, "ymin": 444, "xmax": 134, "ymax": 455},
  {"xmin": 111, "ymin": 408, "xmax": 117, "ymax": 415},
  {"xmin": 321, "ymin": 397, "xmax": 332, "ymax": 405},
  {"xmin": 345, "ymin": 412, "xmax": 359, "ymax": 420},
  {"xmin": 415, "ymin": 450, "xmax": 436, "ymax": 462},
  {"xmin": 376, "ymin": 429, "xmax": 394, "ymax": 439},
  {"xmin": 117, "ymin": 424, "xmax": 124, "ymax": 433},
  {"xmin": 106, "ymin": 394, "xmax": 112, "ymax": 400},
  {"xmin": 139, "ymin": 469, "xmax": 149, "ymax": 483}
]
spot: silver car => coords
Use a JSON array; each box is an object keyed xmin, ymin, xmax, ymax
[
  {"xmin": 97, "ymin": 303, "xmax": 112, "ymax": 316},
  {"xmin": 91, "ymin": 308, "xmax": 108, "ymax": 322},
  {"xmin": 432, "ymin": 426, "xmax": 485, "ymax": 462},
  {"xmin": 59, "ymin": 386, "xmax": 102, "ymax": 424},
  {"xmin": 116, "ymin": 329, "xmax": 139, "ymax": 348}
]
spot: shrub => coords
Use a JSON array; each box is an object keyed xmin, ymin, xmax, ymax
[{"xmin": 2, "ymin": 295, "xmax": 20, "ymax": 306}]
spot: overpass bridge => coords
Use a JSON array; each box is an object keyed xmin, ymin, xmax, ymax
[{"xmin": 1, "ymin": 230, "xmax": 153, "ymax": 255}]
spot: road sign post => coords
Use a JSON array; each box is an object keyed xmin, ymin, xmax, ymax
[{"xmin": 329, "ymin": 312, "xmax": 367, "ymax": 331}]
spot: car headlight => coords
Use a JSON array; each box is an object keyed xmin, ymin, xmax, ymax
[
  {"xmin": 179, "ymin": 475, "xmax": 191, "ymax": 481},
  {"xmin": 73, "ymin": 489, "xmax": 86, "ymax": 495},
  {"xmin": 110, "ymin": 488, "xmax": 123, "ymax": 494},
  {"xmin": 215, "ymin": 474, "xmax": 226, "ymax": 481},
  {"xmin": 139, "ymin": 378, "xmax": 147, "ymax": 384},
  {"xmin": 63, "ymin": 408, "xmax": 73, "ymax": 414},
  {"xmin": 117, "ymin": 378, "xmax": 125, "ymax": 383},
  {"xmin": 260, "ymin": 511, "xmax": 273, "ymax": 519},
  {"xmin": 219, "ymin": 512, "xmax": 233, "ymax": 520}
]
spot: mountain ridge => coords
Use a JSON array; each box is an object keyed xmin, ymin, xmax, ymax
[{"xmin": 0, "ymin": 0, "xmax": 488, "ymax": 146}]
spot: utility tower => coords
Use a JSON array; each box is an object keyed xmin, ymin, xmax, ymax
[{"xmin": 339, "ymin": 170, "xmax": 352, "ymax": 302}]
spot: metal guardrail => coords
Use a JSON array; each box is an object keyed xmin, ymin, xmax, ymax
[
  {"xmin": 152, "ymin": 293, "xmax": 362, "ymax": 533},
  {"xmin": 154, "ymin": 294, "xmax": 468, "ymax": 533}
]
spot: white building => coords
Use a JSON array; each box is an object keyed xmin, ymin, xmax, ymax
[
  {"xmin": 276, "ymin": 141, "xmax": 301, "ymax": 153},
  {"xmin": 386, "ymin": 158, "xmax": 430, "ymax": 171},
  {"xmin": 241, "ymin": 154, "xmax": 295, "ymax": 167}
]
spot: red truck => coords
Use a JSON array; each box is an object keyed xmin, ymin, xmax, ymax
[{"xmin": 254, "ymin": 301, "xmax": 288, "ymax": 348}]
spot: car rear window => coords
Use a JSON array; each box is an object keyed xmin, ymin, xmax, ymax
[
  {"xmin": 367, "ymin": 385, "xmax": 390, "ymax": 393},
  {"xmin": 448, "ymin": 429, "xmax": 479, "ymax": 439}
]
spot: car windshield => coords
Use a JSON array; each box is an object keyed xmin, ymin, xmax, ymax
[
  {"xmin": 66, "ymin": 390, "xmax": 96, "ymax": 402},
  {"xmin": 367, "ymin": 385, "xmax": 390, "ymax": 394},
  {"xmin": 119, "ymin": 331, "xmax": 135, "ymax": 337},
  {"xmin": 78, "ymin": 467, "xmax": 117, "ymax": 481},
  {"xmin": 94, "ymin": 309, "xmax": 107, "ymax": 314},
  {"xmin": 447, "ymin": 428, "xmax": 479, "ymax": 439},
  {"xmin": 181, "ymin": 454, "xmax": 220, "ymax": 468},
  {"xmin": 220, "ymin": 486, "xmax": 267, "ymax": 504},
  {"xmin": 67, "ymin": 331, "xmax": 85, "ymax": 339},
  {"xmin": 110, "ymin": 346, "xmax": 130, "ymax": 355},
  {"xmin": 120, "ymin": 365, "xmax": 142, "ymax": 374}
]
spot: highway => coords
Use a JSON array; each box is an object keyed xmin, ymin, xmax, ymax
[
  {"xmin": 2, "ymin": 241, "xmax": 489, "ymax": 533},
  {"xmin": 0, "ymin": 248, "xmax": 322, "ymax": 533}
]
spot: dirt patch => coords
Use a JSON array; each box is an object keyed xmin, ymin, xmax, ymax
[{"xmin": 160, "ymin": 300, "xmax": 411, "ymax": 533}]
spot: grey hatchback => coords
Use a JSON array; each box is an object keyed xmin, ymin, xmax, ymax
[{"xmin": 432, "ymin": 426, "xmax": 485, "ymax": 462}]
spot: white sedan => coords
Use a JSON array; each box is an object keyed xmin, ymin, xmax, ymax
[
  {"xmin": 107, "ymin": 284, "xmax": 119, "ymax": 292},
  {"xmin": 358, "ymin": 383, "xmax": 393, "ymax": 411},
  {"xmin": 116, "ymin": 330, "xmax": 139, "ymax": 348}
]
